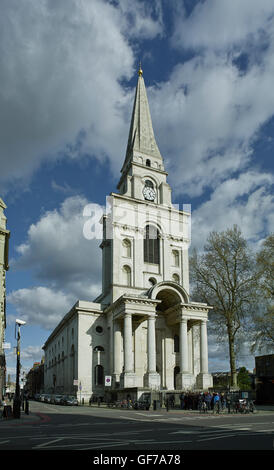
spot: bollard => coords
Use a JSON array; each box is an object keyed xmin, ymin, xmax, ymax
[{"xmin": 25, "ymin": 400, "xmax": 29, "ymax": 415}]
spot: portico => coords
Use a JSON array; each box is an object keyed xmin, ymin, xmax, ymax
[{"xmin": 110, "ymin": 282, "xmax": 212, "ymax": 391}]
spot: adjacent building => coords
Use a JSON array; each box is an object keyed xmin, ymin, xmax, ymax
[
  {"xmin": 0, "ymin": 198, "xmax": 10, "ymax": 400},
  {"xmin": 43, "ymin": 68, "xmax": 213, "ymax": 401},
  {"xmin": 25, "ymin": 360, "xmax": 44, "ymax": 397},
  {"xmin": 255, "ymin": 354, "xmax": 274, "ymax": 404}
]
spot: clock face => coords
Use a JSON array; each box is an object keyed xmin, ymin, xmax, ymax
[{"xmin": 143, "ymin": 186, "xmax": 156, "ymax": 201}]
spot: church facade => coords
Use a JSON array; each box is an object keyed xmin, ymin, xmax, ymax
[{"xmin": 43, "ymin": 68, "xmax": 213, "ymax": 401}]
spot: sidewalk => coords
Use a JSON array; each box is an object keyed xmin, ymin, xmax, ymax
[
  {"xmin": 0, "ymin": 402, "xmax": 46, "ymax": 426},
  {"xmin": 88, "ymin": 402, "xmax": 274, "ymax": 413}
]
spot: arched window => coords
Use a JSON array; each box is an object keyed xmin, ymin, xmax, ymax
[
  {"xmin": 144, "ymin": 225, "xmax": 160, "ymax": 264},
  {"xmin": 146, "ymin": 159, "xmax": 151, "ymax": 167},
  {"xmin": 93, "ymin": 346, "xmax": 104, "ymax": 352},
  {"xmin": 122, "ymin": 265, "xmax": 131, "ymax": 286},
  {"xmin": 172, "ymin": 273, "xmax": 180, "ymax": 284},
  {"xmin": 172, "ymin": 250, "xmax": 179, "ymax": 267},
  {"xmin": 95, "ymin": 365, "xmax": 104, "ymax": 386},
  {"xmin": 122, "ymin": 239, "xmax": 131, "ymax": 258},
  {"xmin": 145, "ymin": 179, "xmax": 154, "ymax": 189}
]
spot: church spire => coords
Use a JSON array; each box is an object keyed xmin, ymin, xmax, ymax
[{"xmin": 121, "ymin": 66, "xmax": 163, "ymax": 176}]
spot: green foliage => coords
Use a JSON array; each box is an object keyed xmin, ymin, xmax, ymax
[{"xmin": 237, "ymin": 367, "xmax": 251, "ymax": 391}]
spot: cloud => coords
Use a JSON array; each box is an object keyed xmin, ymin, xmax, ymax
[
  {"xmin": 20, "ymin": 345, "xmax": 45, "ymax": 364},
  {"xmin": 172, "ymin": 0, "xmax": 274, "ymax": 51},
  {"xmin": 190, "ymin": 171, "xmax": 274, "ymax": 250},
  {"xmin": 0, "ymin": 0, "xmax": 163, "ymax": 190},
  {"xmin": 7, "ymin": 286, "xmax": 75, "ymax": 330},
  {"xmin": 8, "ymin": 195, "xmax": 103, "ymax": 330},
  {"xmin": 12, "ymin": 195, "xmax": 102, "ymax": 300},
  {"xmin": 149, "ymin": 46, "xmax": 274, "ymax": 197}
]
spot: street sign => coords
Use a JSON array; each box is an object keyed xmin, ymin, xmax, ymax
[
  {"xmin": 73, "ymin": 379, "xmax": 78, "ymax": 386},
  {"xmin": 105, "ymin": 376, "xmax": 112, "ymax": 386},
  {"xmin": 3, "ymin": 343, "xmax": 11, "ymax": 349}
]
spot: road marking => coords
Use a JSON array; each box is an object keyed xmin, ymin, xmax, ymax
[
  {"xmin": 81, "ymin": 442, "xmax": 129, "ymax": 450},
  {"xmin": 119, "ymin": 416, "xmax": 149, "ymax": 422},
  {"xmin": 0, "ymin": 440, "xmax": 10, "ymax": 445},
  {"xmin": 33, "ymin": 438, "xmax": 156, "ymax": 450},
  {"xmin": 257, "ymin": 429, "xmax": 274, "ymax": 432},
  {"xmin": 141, "ymin": 440, "xmax": 192, "ymax": 444},
  {"xmin": 197, "ymin": 434, "xmax": 236, "ymax": 442},
  {"xmin": 34, "ymin": 438, "xmax": 64, "ymax": 448},
  {"xmin": 170, "ymin": 430, "xmax": 198, "ymax": 435}
]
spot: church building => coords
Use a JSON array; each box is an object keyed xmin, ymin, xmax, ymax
[{"xmin": 43, "ymin": 67, "xmax": 213, "ymax": 401}]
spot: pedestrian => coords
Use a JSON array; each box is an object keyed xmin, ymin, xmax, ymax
[
  {"xmin": 226, "ymin": 395, "xmax": 231, "ymax": 414},
  {"xmin": 220, "ymin": 393, "xmax": 225, "ymax": 412},
  {"xmin": 179, "ymin": 393, "xmax": 185, "ymax": 410},
  {"xmin": 198, "ymin": 394, "xmax": 203, "ymax": 413},
  {"xmin": 205, "ymin": 392, "xmax": 212, "ymax": 411},
  {"xmin": 165, "ymin": 397, "xmax": 169, "ymax": 412},
  {"xmin": 213, "ymin": 393, "xmax": 220, "ymax": 414}
]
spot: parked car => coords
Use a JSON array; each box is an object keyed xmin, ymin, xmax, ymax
[
  {"xmin": 60, "ymin": 395, "xmax": 78, "ymax": 406},
  {"xmin": 44, "ymin": 394, "xmax": 51, "ymax": 403},
  {"xmin": 34, "ymin": 393, "xmax": 41, "ymax": 401},
  {"xmin": 49, "ymin": 394, "xmax": 55, "ymax": 404},
  {"xmin": 54, "ymin": 395, "xmax": 63, "ymax": 405}
]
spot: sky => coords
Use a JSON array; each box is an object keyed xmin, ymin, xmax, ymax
[{"xmin": 1, "ymin": 0, "xmax": 274, "ymax": 381}]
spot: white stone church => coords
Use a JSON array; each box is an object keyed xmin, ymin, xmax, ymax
[{"xmin": 43, "ymin": 67, "xmax": 213, "ymax": 402}]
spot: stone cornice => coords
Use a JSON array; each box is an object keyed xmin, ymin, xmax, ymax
[
  {"xmin": 0, "ymin": 228, "xmax": 10, "ymax": 237},
  {"xmin": 109, "ymin": 192, "xmax": 190, "ymax": 217}
]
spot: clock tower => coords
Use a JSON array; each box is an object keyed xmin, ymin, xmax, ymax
[
  {"xmin": 95, "ymin": 66, "xmax": 213, "ymax": 392},
  {"xmin": 117, "ymin": 65, "xmax": 172, "ymax": 206}
]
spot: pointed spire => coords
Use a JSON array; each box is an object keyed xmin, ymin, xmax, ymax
[{"xmin": 121, "ymin": 66, "xmax": 163, "ymax": 174}]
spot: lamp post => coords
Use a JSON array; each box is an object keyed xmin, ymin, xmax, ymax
[{"xmin": 13, "ymin": 319, "xmax": 26, "ymax": 419}]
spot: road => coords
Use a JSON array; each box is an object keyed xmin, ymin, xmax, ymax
[{"xmin": 0, "ymin": 401, "xmax": 273, "ymax": 462}]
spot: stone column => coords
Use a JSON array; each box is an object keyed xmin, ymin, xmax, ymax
[
  {"xmin": 177, "ymin": 316, "xmax": 194, "ymax": 390},
  {"xmin": 200, "ymin": 320, "xmax": 209, "ymax": 374},
  {"xmin": 147, "ymin": 315, "xmax": 156, "ymax": 373},
  {"xmin": 121, "ymin": 313, "xmax": 136, "ymax": 388},
  {"xmin": 124, "ymin": 313, "xmax": 133, "ymax": 373},
  {"xmin": 144, "ymin": 314, "xmax": 160, "ymax": 389},
  {"xmin": 197, "ymin": 319, "xmax": 213, "ymax": 390},
  {"xmin": 113, "ymin": 320, "xmax": 121, "ymax": 382},
  {"xmin": 180, "ymin": 317, "xmax": 188, "ymax": 373}
]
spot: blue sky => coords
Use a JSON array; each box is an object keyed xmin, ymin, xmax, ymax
[{"xmin": 1, "ymin": 0, "xmax": 274, "ymax": 380}]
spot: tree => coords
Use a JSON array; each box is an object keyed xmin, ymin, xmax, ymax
[
  {"xmin": 237, "ymin": 367, "xmax": 252, "ymax": 391},
  {"xmin": 251, "ymin": 234, "xmax": 274, "ymax": 353},
  {"xmin": 190, "ymin": 225, "xmax": 259, "ymax": 388}
]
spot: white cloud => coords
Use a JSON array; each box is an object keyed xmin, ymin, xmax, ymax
[
  {"xmin": 20, "ymin": 345, "xmax": 45, "ymax": 364},
  {"xmin": 7, "ymin": 286, "xmax": 75, "ymax": 330},
  {"xmin": 0, "ymin": 0, "xmax": 163, "ymax": 190},
  {"xmin": 172, "ymin": 0, "xmax": 274, "ymax": 51},
  {"xmin": 7, "ymin": 195, "xmax": 103, "ymax": 331},
  {"xmin": 149, "ymin": 46, "xmax": 274, "ymax": 197},
  {"xmin": 117, "ymin": 0, "xmax": 164, "ymax": 39},
  {"xmin": 190, "ymin": 171, "xmax": 274, "ymax": 250},
  {"xmin": 12, "ymin": 195, "xmax": 102, "ymax": 300}
]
